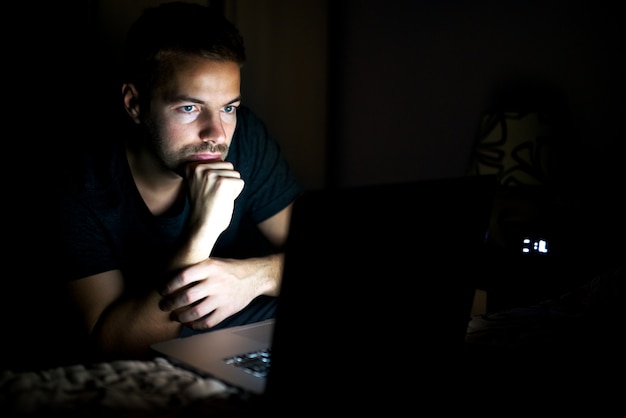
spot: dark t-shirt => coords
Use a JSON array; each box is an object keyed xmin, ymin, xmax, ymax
[{"xmin": 54, "ymin": 106, "xmax": 302, "ymax": 295}]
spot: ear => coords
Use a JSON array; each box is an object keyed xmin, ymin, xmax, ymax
[{"xmin": 122, "ymin": 83, "xmax": 141, "ymax": 124}]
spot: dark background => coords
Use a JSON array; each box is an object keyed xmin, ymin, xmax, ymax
[{"xmin": 4, "ymin": 0, "xmax": 623, "ymax": 370}]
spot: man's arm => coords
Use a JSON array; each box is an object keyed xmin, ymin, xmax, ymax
[
  {"xmin": 66, "ymin": 270, "xmax": 181, "ymax": 360},
  {"xmin": 159, "ymin": 204, "xmax": 295, "ymax": 328},
  {"xmin": 253, "ymin": 203, "xmax": 294, "ymax": 297},
  {"xmin": 66, "ymin": 204, "xmax": 294, "ymax": 359},
  {"xmin": 257, "ymin": 203, "xmax": 293, "ymax": 250}
]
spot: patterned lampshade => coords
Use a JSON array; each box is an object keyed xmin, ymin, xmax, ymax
[{"xmin": 468, "ymin": 110, "xmax": 554, "ymax": 188}]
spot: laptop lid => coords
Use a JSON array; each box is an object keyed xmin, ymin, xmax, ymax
[
  {"xmin": 263, "ymin": 174, "xmax": 497, "ymax": 410},
  {"xmin": 152, "ymin": 175, "xmax": 497, "ymax": 406}
]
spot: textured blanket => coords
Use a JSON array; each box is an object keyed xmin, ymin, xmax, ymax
[{"xmin": 1, "ymin": 357, "xmax": 252, "ymax": 417}]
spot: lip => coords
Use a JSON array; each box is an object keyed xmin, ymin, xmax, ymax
[{"xmin": 190, "ymin": 153, "xmax": 223, "ymax": 162}]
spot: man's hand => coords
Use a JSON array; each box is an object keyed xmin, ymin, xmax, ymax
[
  {"xmin": 184, "ymin": 160, "xmax": 244, "ymax": 245},
  {"xmin": 159, "ymin": 256, "xmax": 275, "ymax": 329}
]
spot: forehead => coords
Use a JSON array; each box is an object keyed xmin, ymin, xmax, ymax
[{"xmin": 155, "ymin": 56, "xmax": 241, "ymax": 99}]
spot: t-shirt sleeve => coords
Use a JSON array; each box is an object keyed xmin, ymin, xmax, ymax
[
  {"xmin": 53, "ymin": 193, "xmax": 120, "ymax": 282},
  {"xmin": 229, "ymin": 107, "xmax": 303, "ymax": 224}
]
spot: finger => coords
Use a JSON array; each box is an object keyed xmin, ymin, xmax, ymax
[
  {"xmin": 159, "ymin": 264, "xmax": 208, "ymax": 296},
  {"xmin": 186, "ymin": 309, "xmax": 227, "ymax": 330},
  {"xmin": 174, "ymin": 297, "xmax": 217, "ymax": 324},
  {"xmin": 213, "ymin": 176, "xmax": 245, "ymax": 199},
  {"xmin": 187, "ymin": 160, "xmax": 233, "ymax": 170},
  {"xmin": 185, "ymin": 161, "xmax": 238, "ymax": 178}
]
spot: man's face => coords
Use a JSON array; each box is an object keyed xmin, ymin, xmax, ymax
[{"xmin": 142, "ymin": 57, "xmax": 241, "ymax": 174}]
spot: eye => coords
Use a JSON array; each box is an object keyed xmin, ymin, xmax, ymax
[
  {"xmin": 181, "ymin": 105, "xmax": 196, "ymax": 113},
  {"xmin": 224, "ymin": 105, "xmax": 238, "ymax": 114}
]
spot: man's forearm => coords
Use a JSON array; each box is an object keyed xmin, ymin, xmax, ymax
[
  {"xmin": 167, "ymin": 226, "xmax": 222, "ymax": 272},
  {"xmin": 250, "ymin": 252, "xmax": 285, "ymax": 297},
  {"xmin": 91, "ymin": 290, "xmax": 182, "ymax": 360}
]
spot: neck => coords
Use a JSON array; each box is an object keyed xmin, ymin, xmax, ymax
[{"xmin": 126, "ymin": 142, "xmax": 184, "ymax": 216}]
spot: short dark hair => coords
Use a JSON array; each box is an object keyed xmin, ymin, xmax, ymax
[{"xmin": 122, "ymin": 1, "xmax": 245, "ymax": 93}]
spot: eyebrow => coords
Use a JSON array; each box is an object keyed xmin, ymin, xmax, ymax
[{"xmin": 172, "ymin": 95, "xmax": 242, "ymax": 106}]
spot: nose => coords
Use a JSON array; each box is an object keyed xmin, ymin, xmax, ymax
[{"xmin": 198, "ymin": 111, "xmax": 226, "ymax": 144}]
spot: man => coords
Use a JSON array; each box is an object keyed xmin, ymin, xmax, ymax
[{"xmin": 53, "ymin": 1, "xmax": 302, "ymax": 362}]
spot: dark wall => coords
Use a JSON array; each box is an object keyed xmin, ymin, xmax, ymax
[
  {"xmin": 328, "ymin": 0, "xmax": 623, "ymax": 189},
  {"xmin": 327, "ymin": 0, "xmax": 624, "ymax": 303},
  {"xmin": 4, "ymin": 0, "xmax": 92, "ymax": 371}
]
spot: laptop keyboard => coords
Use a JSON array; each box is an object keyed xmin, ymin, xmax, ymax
[{"xmin": 224, "ymin": 348, "xmax": 271, "ymax": 378}]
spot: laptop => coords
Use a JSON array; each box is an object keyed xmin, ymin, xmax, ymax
[{"xmin": 151, "ymin": 175, "xmax": 497, "ymax": 410}]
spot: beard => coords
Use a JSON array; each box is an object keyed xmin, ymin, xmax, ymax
[{"xmin": 142, "ymin": 118, "xmax": 230, "ymax": 177}]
